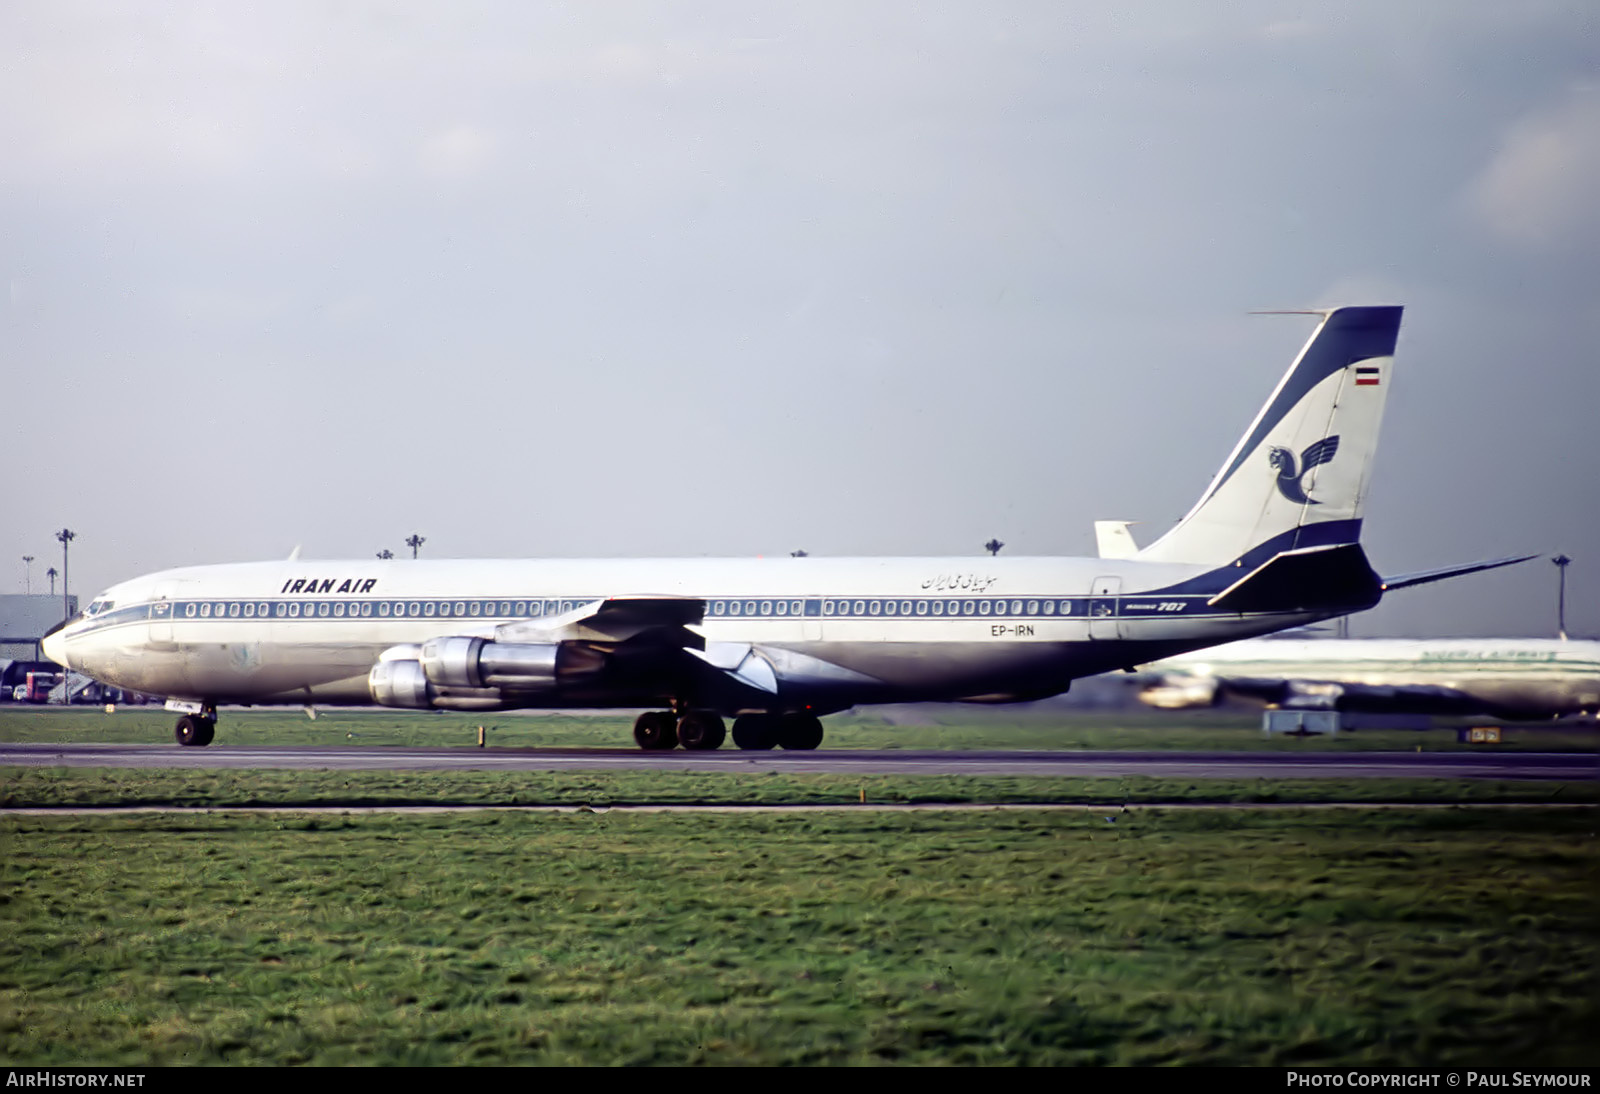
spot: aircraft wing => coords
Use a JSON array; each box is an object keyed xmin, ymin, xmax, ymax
[
  {"xmin": 1380, "ymin": 554, "xmax": 1537, "ymax": 592},
  {"xmin": 491, "ymin": 596, "xmax": 881, "ymax": 705},
  {"xmin": 493, "ymin": 596, "xmax": 705, "ymax": 645}
]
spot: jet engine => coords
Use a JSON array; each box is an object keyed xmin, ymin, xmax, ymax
[
  {"xmin": 1137, "ymin": 677, "xmax": 1220, "ymax": 710},
  {"xmin": 368, "ymin": 638, "xmax": 604, "ymax": 711}
]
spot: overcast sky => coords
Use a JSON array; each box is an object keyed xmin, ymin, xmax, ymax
[{"xmin": 4, "ymin": 2, "xmax": 1597, "ymax": 637}]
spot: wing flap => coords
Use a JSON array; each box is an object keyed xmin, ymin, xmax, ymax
[{"xmin": 685, "ymin": 643, "xmax": 778, "ymax": 693}]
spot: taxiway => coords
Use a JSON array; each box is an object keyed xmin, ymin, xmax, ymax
[{"xmin": 0, "ymin": 743, "xmax": 1590, "ymax": 780}]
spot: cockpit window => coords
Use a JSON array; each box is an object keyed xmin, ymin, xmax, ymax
[{"xmin": 85, "ymin": 599, "xmax": 115, "ymax": 617}]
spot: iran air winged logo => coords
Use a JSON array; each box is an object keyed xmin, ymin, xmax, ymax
[{"xmin": 1267, "ymin": 435, "xmax": 1339, "ymax": 504}]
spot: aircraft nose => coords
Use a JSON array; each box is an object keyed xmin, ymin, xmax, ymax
[{"xmin": 41, "ymin": 619, "xmax": 71, "ymax": 670}]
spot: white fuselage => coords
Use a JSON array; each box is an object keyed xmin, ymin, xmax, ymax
[
  {"xmin": 49, "ymin": 554, "xmax": 1325, "ymax": 712},
  {"xmin": 1143, "ymin": 637, "xmax": 1600, "ymax": 717}
]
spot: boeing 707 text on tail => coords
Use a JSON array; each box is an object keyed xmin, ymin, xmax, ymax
[{"xmin": 44, "ymin": 306, "xmax": 1527, "ymax": 750}]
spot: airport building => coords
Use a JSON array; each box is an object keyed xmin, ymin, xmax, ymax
[{"xmin": 1, "ymin": 593, "xmax": 77, "ymax": 661}]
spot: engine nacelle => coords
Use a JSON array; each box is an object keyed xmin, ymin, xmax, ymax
[
  {"xmin": 1137, "ymin": 678, "xmax": 1219, "ymax": 710},
  {"xmin": 419, "ymin": 636, "xmax": 493, "ymax": 689},
  {"xmin": 396, "ymin": 636, "xmax": 601, "ymax": 697},
  {"xmin": 367, "ymin": 639, "xmax": 607, "ymax": 711},
  {"xmin": 368, "ymin": 654, "xmax": 512, "ymax": 711},
  {"xmin": 368, "ymin": 656, "xmax": 433, "ymax": 709}
]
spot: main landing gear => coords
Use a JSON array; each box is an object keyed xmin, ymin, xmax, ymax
[
  {"xmin": 633, "ymin": 710, "xmax": 726, "ymax": 751},
  {"xmin": 630, "ymin": 710, "xmax": 826, "ymax": 751},
  {"xmin": 174, "ymin": 708, "xmax": 217, "ymax": 747},
  {"xmin": 732, "ymin": 712, "xmax": 824, "ymax": 751}
]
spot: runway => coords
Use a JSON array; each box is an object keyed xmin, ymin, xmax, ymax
[{"xmin": 1, "ymin": 742, "xmax": 1592, "ymax": 780}]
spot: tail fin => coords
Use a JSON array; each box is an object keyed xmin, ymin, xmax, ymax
[{"xmin": 1137, "ymin": 306, "xmax": 1402, "ymax": 567}]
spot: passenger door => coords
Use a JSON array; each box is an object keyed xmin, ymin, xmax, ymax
[{"xmin": 1088, "ymin": 576, "xmax": 1122, "ymax": 640}]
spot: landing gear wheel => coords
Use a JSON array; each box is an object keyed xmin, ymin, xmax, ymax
[
  {"xmin": 732, "ymin": 714, "xmax": 778, "ymax": 751},
  {"xmin": 777, "ymin": 713, "xmax": 824, "ymax": 750},
  {"xmin": 175, "ymin": 715, "xmax": 215, "ymax": 747},
  {"xmin": 677, "ymin": 711, "xmax": 726, "ymax": 751},
  {"xmin": 633, "ymin": 711, "xmax": 679, "ymax": 751}
]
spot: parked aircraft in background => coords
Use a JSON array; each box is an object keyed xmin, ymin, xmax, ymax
[
  {"xmin": 43, "ymin": 305, "xmax": 1529, "ymax": 750},
  {"xmin": 1136, "ymin": 636, "xmax": 1600, "ymax": 720}
]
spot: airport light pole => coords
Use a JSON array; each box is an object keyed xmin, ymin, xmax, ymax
[
  {"xmin": 377, "ymin": 549, "xmax": 394, "ymax": 560},
  {"xmin": 56, "ymin": 529, "xmax": 76, "ymax": 621},
  {"xmin": 406, "ymin": 534, "xmax": 425, "ymax": 559},
  {"xmin": 984, "ymin": 539, "xmax": 1004, "ymax": 556},
  {"xmin": 1553, "ymin": 554, "xmax": 1571, "ymax": 640},
  {"xmin": 47, "ymin": 567, "xmax": 57, "ymax": 595},
  {"xmin": 22, "ymin": 556, "xmax": 33, "ymax": 594}
]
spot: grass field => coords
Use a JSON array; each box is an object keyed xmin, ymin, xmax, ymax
[
  {"xmin": 3, "ymin": 706, "xmax": 1594, "ymax": 1066},
  {"xmin": 3, "ymin": 767, "xmax": 1594, "ymax": 810},
  {"xmin": 2, "ymin": 705, "xmax": 1596, "ymax": 752},
  {"xmin": 3, "ymin": 807, "xmax": 1594, "ymax": 1066}
]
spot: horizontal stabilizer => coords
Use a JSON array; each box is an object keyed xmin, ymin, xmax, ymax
[
  {"xmin": 1094, "ymin": 521, "xmax": 1140, "ymax": 559},
  {"xmin": 1207, "ymin": 543, "xmax": 1382, "ymax": 614},
  {"xmin": 1380, "ymin": 554, "xmax": 1537, "ymax": 592}
]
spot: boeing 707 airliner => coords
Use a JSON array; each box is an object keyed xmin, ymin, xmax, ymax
[
  {"xmin": 43, "ymin": 305, "xmax": 1527, "ymax": 750},
  {"xmin": 1135, "ymin": 636, "xmax": 1600, "ymax": 719}
]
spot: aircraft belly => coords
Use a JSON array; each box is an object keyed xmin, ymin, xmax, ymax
[
  {"xmin": 808, "ymin": 619, "xmax": 1091, "ymax": 644},
  {"xmin": 1470, "ymin": 679, "xmax": 1596, "ymax": 718},
  {"xmin": 153, "ymin": 634, "xmax": 384, "ymax": 703},
  {"xmin": 87, "ymin": 646, "xmax": 193, "ymax": 697},
  {"xmin": 780, "ymin": 640, "xmax": 1148, "ymax": 701},
  {"xmin": 253, "ymin": 676, "xmax": 376, "ymax": 704},
  {"xmin": 254, "ymin": 640, "xmax": 383, "ymax": 701},
  {"xmin": 1118, "ymin": 613, "xmax": 1323, "ymax": 644}
]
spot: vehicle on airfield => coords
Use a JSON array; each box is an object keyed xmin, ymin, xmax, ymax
[
  {"xmin": 43, "ymin": 305, "xmax": 1528, "ymax": 751},
  {"xmin": 12, "ymin": 671, "xmax": 63, "ymax": 704}
]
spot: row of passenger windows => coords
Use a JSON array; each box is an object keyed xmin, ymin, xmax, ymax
[
  {"xmin": 181, "ymin": 600, "xmax": 580, "ymax": 620},
  {"xmin": 174, "ymin": 597, "xmax": 1082, "ymax": 620},
  {"xmin": 709, "ymin": 598, "xmax": 1075, "ymax": 617}
]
